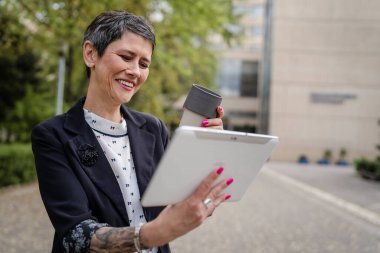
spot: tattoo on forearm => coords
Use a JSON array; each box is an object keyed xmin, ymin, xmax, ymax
[{"xmin": 90, "ymin": 227, "xmax": 136, "ymax": 253}]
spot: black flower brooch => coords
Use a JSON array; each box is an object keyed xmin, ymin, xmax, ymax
[{"xmin": 77, "ymin": 144, "xmax": 99, "ymax": 167}]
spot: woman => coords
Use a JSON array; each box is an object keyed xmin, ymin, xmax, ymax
[{"xmin": 32, "ymin": 10, "xmax": 233, "ymax": 253}]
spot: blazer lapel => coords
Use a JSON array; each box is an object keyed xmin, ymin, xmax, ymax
[
  {"xmin": 121, "ymin": 105, "xmax": 156, "ymax": 196},
  {"xmin": 64, "ymin": 98, "xmax": 129, "ymax": 223}
]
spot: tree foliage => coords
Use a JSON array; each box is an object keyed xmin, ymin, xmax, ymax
[
  {"xmin": 0, "ymin": 0, "xmax": 237, "ymax": 141},
  {"xmin": 0, "ymin": 9, "xmax": 42, "ymax": 122},
  {"xmin": 0, "ymin": 6, "xmax": 47, "ymax": 142}
]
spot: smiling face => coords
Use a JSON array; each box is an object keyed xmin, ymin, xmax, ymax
[{"xmin": 84, "ymin": 31, "xmax": 153, "ymax": 106}]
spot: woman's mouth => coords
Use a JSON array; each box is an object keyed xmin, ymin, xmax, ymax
[{"xmin": 117, "ymin": 79, "xmax": 134, "ymax": 90}]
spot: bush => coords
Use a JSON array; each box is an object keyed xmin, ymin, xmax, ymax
[
  {"xmin": 355, "ymin": 158, "xmax": 380, "ymax": 181},
  {"xmin": 0, "ymin": 143, "xmax": 36, "ymax": 187},
  {"xmin": 317, "ymin": 149, "xmax": 332, "ymax": 165},
  {"xmin": 298, "ymin": 154, "xmax": 309, "ymax": 164}
]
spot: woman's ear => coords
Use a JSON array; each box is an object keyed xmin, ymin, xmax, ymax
[{"xmin": 83, "ymin": 41, "xmax": 98, "ymax": 68}]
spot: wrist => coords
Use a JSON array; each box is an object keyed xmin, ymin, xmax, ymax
[
  {"xmin": 134, "ymin": 224, "xmax": 151, "ymax": 252},
  {"xmin": 139, "ymin": 222, "xmax": 154, "ymax": 249},
  {"xmin": 140, "ymin": 219, "xmax": 171, "ymax": 248}
]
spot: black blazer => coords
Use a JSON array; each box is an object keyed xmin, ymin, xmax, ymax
[{"xmin": 31, "ymin": 98, "xmax": 170, "ymax": 253}]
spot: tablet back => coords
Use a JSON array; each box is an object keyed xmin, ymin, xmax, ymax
[{"xmin": 141, "ymin": 126, "xmax": 279, "ymax": 207}]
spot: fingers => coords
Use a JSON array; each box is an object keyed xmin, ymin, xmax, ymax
[
  {"xmin": 203, "ymin": 177, "xmax": 233, "ymax": 213},
  {"xmin": 191, "ymin": 166, "xmax": 234, "ymax": 217},
  {"xmin": 153, "ymin": 167, "xmax": 233, "ymax": 243},
  {"xmin": 209, "ymin": 178, "xmax": 234, "ymax": 202},
  {"xmin": 201, "ymin": 118, "xmax": 223, "ymax": 129},
  {"xmin": 201, "ymin": 106, "xmax": 224, "ymax": 129},
  {"xmin": 192, "ymin": 166, "xmax": 224, "ymax": 199},
  {"xmin": 217, "ymin": 106, "xmax": 224, "ymax": 118}
]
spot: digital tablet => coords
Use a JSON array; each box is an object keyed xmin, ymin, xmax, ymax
[{"xmin": 141, "ymin": 126, "xmax": 279, "ymax": 207}]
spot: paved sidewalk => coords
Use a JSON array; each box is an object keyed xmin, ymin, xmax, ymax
[
  {"xmin": 267, "ymin": 161, "xmax": 380, "ymax": 214},
  {"xmin": 0, "ymin": 183, "xmax": 53, "ymax": 253}
]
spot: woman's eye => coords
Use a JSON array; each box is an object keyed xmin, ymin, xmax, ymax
[
  {"xmin": 120, "ymin": 55, "xmax": 131, "ymax": 61},
  {"xmin": 140, "ymin": 63, "xmax": 149, "ymax": 69}
]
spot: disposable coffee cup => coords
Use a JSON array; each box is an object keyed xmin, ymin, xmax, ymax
[{"xmin": 179, "ymin": 84, "xmax": 222, "ymax": 127}]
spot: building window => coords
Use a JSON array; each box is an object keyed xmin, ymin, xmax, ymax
[
  {"xmin": 233, "ymin": 124, "xmax": 257, "ymax": 133},
  {"xmin": 217, "ymin": 58, "xmax": 241, "ymax": 96},
  {"xmin": 233, "ymin": 4, "xmax": 248, "ymax": 15},
  {"xmin": 248, "ymin": 26, "xmax": 263, "ymax": 37},
  {"xmin": 251, "ymin": 5, "xmax": 264, "ymax": 18},
  {"xmin": 217, "ymin": 60, "xmax": 259, "ymax": 97},
  {"xmin": 240, "ymin": 61, "xmax": 258, "ymax": 97}
]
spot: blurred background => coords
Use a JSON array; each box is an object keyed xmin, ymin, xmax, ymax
[{"xmin": 0, "ymin": 0, "xmax": 379, "ymax": 252}]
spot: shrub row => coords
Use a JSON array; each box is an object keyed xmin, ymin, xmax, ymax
[{"xmin": 0, "ymin": 143, "xmax": 36, "ymax": 187}]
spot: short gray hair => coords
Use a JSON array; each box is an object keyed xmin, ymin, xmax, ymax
[{"xmin": 83, "ymin": 10, "xmax": 155, "ymax": 76}]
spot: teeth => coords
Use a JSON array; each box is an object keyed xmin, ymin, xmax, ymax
[{"xmin": 117, "ymin": 79, "xmax": 133, "ymax": 88}]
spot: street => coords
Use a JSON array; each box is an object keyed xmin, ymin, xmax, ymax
[{"xmin": 1, "ymin": 162, "xmax": 379, "ymax": 253}]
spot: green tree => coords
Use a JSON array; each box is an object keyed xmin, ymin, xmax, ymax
[
  {"xmin": 5, "ymin": 85, "xmax": 55, "ymax": 142},
  {"xmin": 136, "ymin": 0, "xmax": 236, "ymax": 120},
  {"xmin": 0, "ymin": 7, "xmax": 45, "ymax": 142},
  {"xmin": 2, "ymin": 0, "xmax": 237, "ymax": 126}
]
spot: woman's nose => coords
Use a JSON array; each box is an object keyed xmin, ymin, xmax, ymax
[{"xmin": 125, "ymin": 61, "xmax": 140, "ymax": 78}]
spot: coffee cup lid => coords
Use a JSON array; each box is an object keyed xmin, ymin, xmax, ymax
[{"xmin": 183, "ymin": 84, "xmax": 222, "ymax": 118}]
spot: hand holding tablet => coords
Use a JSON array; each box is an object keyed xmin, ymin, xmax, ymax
[{"xmin": 141, "ymin": 126, "xmax": 279, "ymax": 207}]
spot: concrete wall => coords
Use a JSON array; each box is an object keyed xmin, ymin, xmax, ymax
[{"xmin": 269, "ymin": 0, "xmax": 380, "ymax": 163}]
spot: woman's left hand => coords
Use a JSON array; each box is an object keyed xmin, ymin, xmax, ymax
[{"xmin": 201, "ymin": 106, "xmax": 224, "ymax": 130}]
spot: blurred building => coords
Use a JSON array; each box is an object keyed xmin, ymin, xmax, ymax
[
  {"xmin": 214, "ymin": 0, "xmax": 380, "ymax": 163},
  {"xmin": 214, "ymin": 0, "xmax": 267, "ymax": 133},
  {"xmin": 269, "ymin": 0, "xmax": 380, "ymax": 162}
]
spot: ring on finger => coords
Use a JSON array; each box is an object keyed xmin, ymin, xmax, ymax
[{"xmin": 202, "ymin": 197, "xmax": 213, "ymax": 209}]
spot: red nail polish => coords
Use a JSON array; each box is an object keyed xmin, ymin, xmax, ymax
[
  {"xmin": 216, "ymin": 167, "xmax": 224, "ymax": 175},
  {"xmin": 226, "ymin": 178, "xmax": 234, "ymax": 185},
  {"xmin": 225, "ymin": 194, "xmax": 231, "ymax": 200},
  {"xmin": 201, "ymin": 120, "xmax": 209, "ymax": 126}
]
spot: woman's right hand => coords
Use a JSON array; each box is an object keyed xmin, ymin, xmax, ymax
[{"xmin": 140, "ymin": 167, "xmax": 233, "ymax": 248}]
